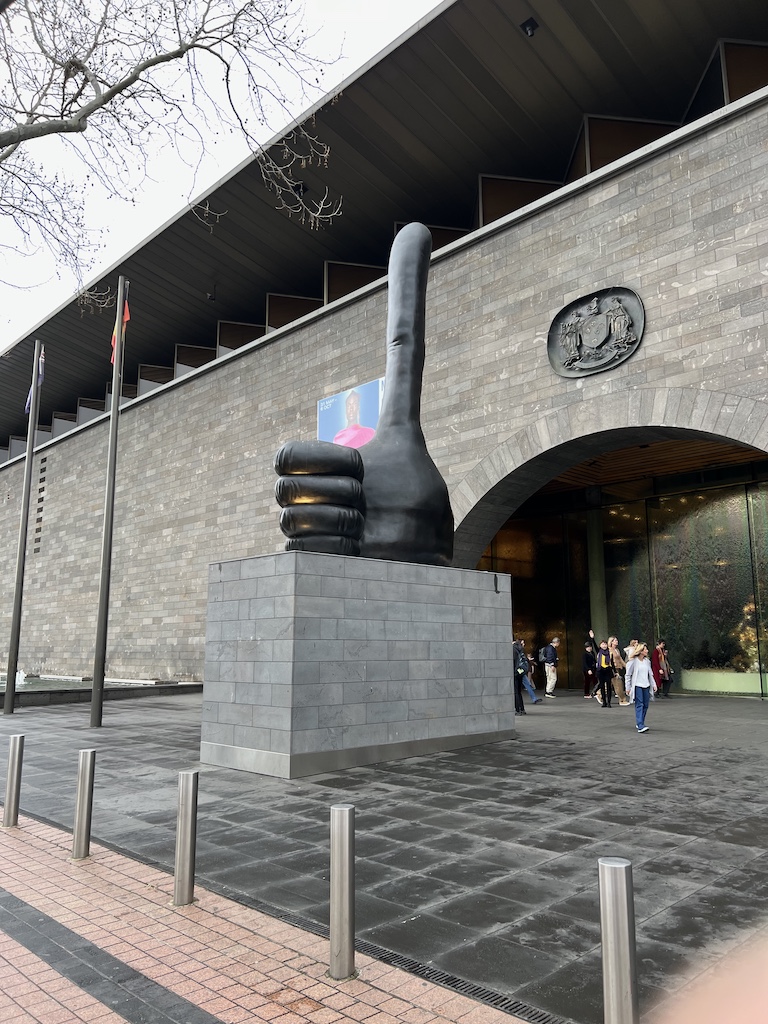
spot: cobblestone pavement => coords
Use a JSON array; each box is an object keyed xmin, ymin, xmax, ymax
[{"xmin": 0, "ymin": 689, "xmax": 767, "ymax": 1023}]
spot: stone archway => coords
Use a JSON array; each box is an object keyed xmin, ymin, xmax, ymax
[{"xmin": 450, "ymin": 387, "xmax": 768, "ymax": 568}]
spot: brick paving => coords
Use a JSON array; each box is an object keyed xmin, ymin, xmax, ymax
[
  {"xmin": 0, "ymin": 815, "xmax": 529, "ymax": 1024},
  {"xmin": 1, "ymin": 692, "xmax": 768, "ymax": 1023}
]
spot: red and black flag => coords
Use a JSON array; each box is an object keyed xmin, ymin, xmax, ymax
[{"xmin": 110, "ymin": 296, "xmax": 131, "ymax": 365}]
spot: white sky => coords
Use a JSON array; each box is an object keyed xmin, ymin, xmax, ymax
[{"xmin": 0, "ymin": 0, "xmax": 445, "ymax": 354}]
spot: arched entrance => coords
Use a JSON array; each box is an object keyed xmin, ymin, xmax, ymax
[{"xmin": 451, "ymin": 394, "xmax": 768, "ymax": 698}]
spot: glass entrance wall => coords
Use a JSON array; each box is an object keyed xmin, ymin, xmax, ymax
[
  {"xmin": 747, "ymin": 483, "xmax": 768, "ymax": 697},
  {"xmin": 603, "ymin": 502, "xmax": 653, "ymax": 651},
  {"xmin": 563, "ymin": 514, "xmax": 590, "ymax": 684},
  {"xmin": 482, "ymin": 480, "xmax": 768, "ymax": 695},
  {"xmin": 649, "ymin": 488, "xmax": 761, "ymax": 695}
]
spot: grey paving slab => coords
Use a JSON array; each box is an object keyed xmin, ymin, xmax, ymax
[{"xmin": 0, "ymin": 691, "xmax": 767, "ymax": 1024}]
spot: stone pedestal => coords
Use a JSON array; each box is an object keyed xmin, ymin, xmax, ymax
[{"xmin": 200, "ymin": 551, "xmax": 514, "ymax": 778}]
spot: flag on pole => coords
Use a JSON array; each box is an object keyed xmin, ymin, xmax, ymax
[
  {"xmin": 110, "ymin": 298, "xmax": 131, "ymax": 365},
  {"xmin": 24, "ymin": 346, "xmax": 45, "ymax": 414}
]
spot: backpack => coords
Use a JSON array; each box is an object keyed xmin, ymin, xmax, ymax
[{"xmin": 538, "ymin": 646, "xmax": 548, "ymax": 663}]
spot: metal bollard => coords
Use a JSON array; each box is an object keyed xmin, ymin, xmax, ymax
[
  {"xmin": 72, "ymin": 749, "xmax": 96, "ymax": 859},
  {"xmin": 2, "ymin": 735, "xmax": 24, "ymax": 828},
  {"xmin": 329, "ymin": 803, "xmax": 355, "ymax": 979},
  {"xmin": 598, "ymin": 856, "xmax": 639, "ymax": 1024},
  {"xmin": 173, "ymin": 770, "xmax": 199, "ymax": 906}
]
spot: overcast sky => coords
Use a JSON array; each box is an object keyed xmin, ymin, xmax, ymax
[{"xmin": 1, "ymin": 0, "xmax": 445, "ymax": 354}]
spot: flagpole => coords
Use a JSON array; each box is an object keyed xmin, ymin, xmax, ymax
[
  {"xmin": 4, "ymin": 340, "xmax": 44, "ymax": 715},
  {"xmin": 90, "ymin": 277, "xmax": 129, "ymax": 727}
]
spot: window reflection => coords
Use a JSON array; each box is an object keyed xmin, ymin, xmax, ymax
[{"xmin": 481, "ymin": 481, "xmax": 768, "ymax": 696}]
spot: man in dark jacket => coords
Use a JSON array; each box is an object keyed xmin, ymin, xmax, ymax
[
  {"xmin": 512, "ymin": 640, "xmax": 528, "ymax": 715},
  {"xmin": 582, "ymin": 641, "xmax": 597, "ymax": 698},
  {"xmin": 595, "ymin": 639, "xmax": 614, "ymax": 707},
  {"xmin": 544, "ymin": 637, "xmax": 560, "ymax": 698},
  {"xmin": 585, "ymin": 628, "xmax": 603, "ymax": 699},
  {"xmin": 514, "ymin": 639, "xmax": 542, "ymax": 707}
]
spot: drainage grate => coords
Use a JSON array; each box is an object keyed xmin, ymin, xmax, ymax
[
  {"xmin": 353, "ymin": 940, "xmax": 571, "ymax": 1024},
  {"xmin": 173, "ymin": 875, "xmax": 575, "ymax": 1024},
  {"xmin": 29, "ymin": 814, "xmax": 573, "ymax": 1024},
  {"xmin": 206, "ymin": 888, "xmax": 573, "ymax": 1024}
]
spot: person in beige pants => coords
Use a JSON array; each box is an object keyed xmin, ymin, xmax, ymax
[
  {"xmin": 609, "ymin": 636, "xmax": 630, "ymax": 705},
  {"xmin": 543, "ymin": 637, "xmax": 560, "ymax": 697}
]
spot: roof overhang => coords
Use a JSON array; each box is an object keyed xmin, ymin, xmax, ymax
[{"xmin": 1, "ymin": 0, "xmax": 766, "ymax": 448}]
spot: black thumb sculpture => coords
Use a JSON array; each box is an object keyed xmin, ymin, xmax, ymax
[{"xmin": 274, "ymin": 223, "xmax": 454, "ymax": 566}]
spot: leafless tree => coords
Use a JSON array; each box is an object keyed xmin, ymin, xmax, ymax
[{"xmin": 0, "ymin": 0, "xmax": 341, "ymax": 285}]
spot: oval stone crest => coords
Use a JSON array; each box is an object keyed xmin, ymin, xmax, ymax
[{"xmin": 547, "ymin": 287, "xmax": 645, "ymax": 378}]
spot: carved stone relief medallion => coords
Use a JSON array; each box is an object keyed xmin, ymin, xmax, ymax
[{"xmin": 547, "ymin": 287, "xmax": 645, "ymax": 378}]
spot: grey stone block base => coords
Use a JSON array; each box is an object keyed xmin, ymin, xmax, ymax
[
  {"xmin": 201, "ymin": 551, "xmax": 514, "ymax": 778},
  {"xmin": 200, "ymin": 728, "xmax": 515, "ymax": 780}
]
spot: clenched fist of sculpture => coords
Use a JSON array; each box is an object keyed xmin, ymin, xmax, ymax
[{"xmin": 274, "ymin": 223, "xmax": 454, "ymax": 566}]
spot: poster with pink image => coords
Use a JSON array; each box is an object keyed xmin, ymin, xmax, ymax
[{"xmin": 317, "ymin": 377, "xmax": 384, "ymax": 449}]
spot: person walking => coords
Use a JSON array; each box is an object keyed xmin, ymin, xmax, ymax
[
  {"xmin": 596, "ymin": 639, "xmax": 614, "ymax": 707},
  {"xmin": 525, "ymin": 655, "xmax": 542, "ymax": 703},
  {"xmin": 624, "ymin": 638, "xmax": 639, "ymax": 659},
  {"xmin": 518, "ymin": 639, "xmax": 543, "ymax": 703},
  {"xmin": 660, "ymin": 641, "xmax": 674, "ymax": 698},
  {"xmin": 625, "ymin": 642, "xmax": 657, "ymax": 733},
  {"xmin": 651, "ymin": 640, "xmax": 669, "ymax": 698},
  {"xmin": 610, "ymin": 636, "xmax": 630, "ymax": 705},
  {"xmin": 622, "ymin": 630, "xmax": 638, "ymax": 704},
  {"xmin": 543, "ymin": 637, "xmax": 560, "ymax": 698},
  {"xmin": 512, "ymin": 639, "xmax": 528, "ymax": 715},
  {"xmin": 585, "ymin": 628, "xmax": 605, "ymax": 701},
  {"xmin": 582, "ymin": 641, "xmax": 597, "ymax": 698}
]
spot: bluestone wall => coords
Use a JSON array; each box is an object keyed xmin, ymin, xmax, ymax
[{"xmin": 1, "ymin": 95, "xmax": 766, "ymax": 680}]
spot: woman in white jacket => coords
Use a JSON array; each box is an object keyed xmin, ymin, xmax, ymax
[{"xmin": 625, "ymin": 642, "xmax": 657, "ymax": 733}]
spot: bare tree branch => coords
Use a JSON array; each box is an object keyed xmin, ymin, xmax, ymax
[
  {"xmin": 1, "ymin": 0, "xmax": 341, "ymax": 285},
  {"xmin": 77, "ymin": 283, "xmax": 115, "ymax": 315}
]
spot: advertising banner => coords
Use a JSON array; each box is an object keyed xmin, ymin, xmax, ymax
[{"xmin": 317, "ymin": 378, "xmax": 384, "ymax": 448}]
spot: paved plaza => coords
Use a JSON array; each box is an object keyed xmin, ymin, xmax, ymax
[
  {"xmin": 0, "ymin": 815, "xmax": 528, "ymax": 1024},
  {"xmin": 0, "ymin": 689, "xmax": 767, "ymax": 1023}
]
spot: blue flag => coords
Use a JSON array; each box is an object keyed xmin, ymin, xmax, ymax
[{"xmin": 24, "ymin": 347, "xmax": 45, "ymax": 415}]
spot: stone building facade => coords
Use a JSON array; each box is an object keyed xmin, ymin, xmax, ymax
[{"xmin": 1, "ymin": 89, "xmax": 767, "ymax": 683}]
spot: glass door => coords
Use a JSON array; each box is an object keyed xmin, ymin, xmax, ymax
[
  {"xmin": 747, "ymin": 482, "xmax": 768, "ymax": 698},
  {"xmin": 602, "ymin": 501, "xmax": 653, "ymax": 650}
]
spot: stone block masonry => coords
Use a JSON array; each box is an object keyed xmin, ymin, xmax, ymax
[
  {"xmin": 200, "ymin": 551, "xmax": 514, "ymax": 777},
  {"xmin": 1, "ymin": 97, "xmax": 766, "ymax": 680}
]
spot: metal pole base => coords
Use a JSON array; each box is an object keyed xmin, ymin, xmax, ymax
[
  {"xmin": 72, "ymin": 749, "xmax": 96, "ymax": 860},
  {"xmin": 329, "ymin": 804, "xmax": 355, "ymax": 980},
  {"xmin": 173, "ymin": 770, "xmax": 199, "ymax": 906},
  {"xmin": 2, "ymin": 735, "xmax": 24, "ymax": 828},
  {"xmin": 599, "ymin": 856, "xmax": 639, "ymax": 1024}
]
